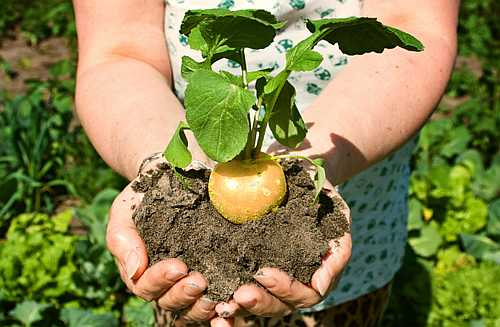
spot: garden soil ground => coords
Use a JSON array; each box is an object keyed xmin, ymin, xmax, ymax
[{"xmin": 132, "ymin": 160, "xmax": 350, "ymax": 301}]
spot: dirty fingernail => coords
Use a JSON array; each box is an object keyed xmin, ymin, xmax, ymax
[
  {"xmin": 254, "ymin": 270, "xmax": 276, "ymax": 288},
  {"xmin": 125, "ymin": 250, "xmax": 140, "ymax": 279},
  {"xmin": 166, "ymin": 269, "xmax": 187, "ymax": 281},
  {"xmin": 236, "ymin": 293, "xmax": 257, "ymax": 308},
  {"xmin": 200, "ymin": 297, "xmax": 216, "ymax": 310},
  {"xmin": 220, "ymin": 311, "xmax": 231, "ymax": 318},
  {"xmin": 184, "ymin": 282, "xmax": 204, "ymax": 296}
]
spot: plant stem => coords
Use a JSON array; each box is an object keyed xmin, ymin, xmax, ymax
[
  {"xmin": 248, "ymin": 98, "xmax": 262, "ymax": 158},
  {"xmin": 239, "ymin": 48, "xmax": 254, "ymax": 159},
  {"xmin": 254, "ymin": 71, "xmax": 291, "ymax": 154},
  {"xmin": 240, "ymin": 48, "xmax": 248, "ymax": 89}
]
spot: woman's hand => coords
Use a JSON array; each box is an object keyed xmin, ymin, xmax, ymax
[
  {"xmin": 106, "ymin": 177, "xmax": 217, "ymax": 322},
  {"xmin": 212, "ymin": 186, "xmax": 352, "ymax": 324}
]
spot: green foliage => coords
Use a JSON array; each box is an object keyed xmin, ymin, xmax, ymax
[
  {"xmin": 0, "ymin": 211, "xmax": 79, "ymax": 302},
  {"xmin": 9, "ymin": 301, "xmax": 51, "ymax": 327},
  {"xmin": 0, "ymin": 0, "xmax": 75, "ymax": 43},
  {"xmin": 386, "ymin": 1, "xmax": 500, "ymax": 324},
  {"xmin": 428, "ymin": 261, "xmax": 500, "ymax": 327},
  {"xmin": 60, "ymin": 308, "xmax": 118, "ymax": 327},
  {"xmin": 0, "ymin": 60, "xmax": 126, "ymax": 230},
  {"xmin": 184, "ymin": 69, "xmax": 255, "ymax": 162},
  {"xmin": 72, "ymin": 190, "xmax": 126, "ymax": 308},
  {"xmin": 123, "ymin": 298, "xmax": 155, "ymax": 327}
]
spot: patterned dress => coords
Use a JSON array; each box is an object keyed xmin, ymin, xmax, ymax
[{"xmin": 164, "ymin": 0, "xmax": 415, "ymax": 311}]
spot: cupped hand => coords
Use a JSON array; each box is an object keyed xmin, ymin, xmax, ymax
[
  {"xmin": 213, "ymin": 186, "xmax": 352, "ymax": 323},
  {"xmin": 106, "ymin": 178, "xmax": 217, "ymax": 322}
]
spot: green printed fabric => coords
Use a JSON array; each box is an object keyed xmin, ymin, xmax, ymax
[{"xmin": 164, "ymin": 0, "xmax": 415, "ymax": 310}]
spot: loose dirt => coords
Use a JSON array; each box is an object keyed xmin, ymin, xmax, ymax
[{"xmin": 132, "ymin": 160, "xmax": 350, "ymax": 301}]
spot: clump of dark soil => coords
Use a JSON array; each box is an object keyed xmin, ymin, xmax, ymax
[{"xmin": 132, "ymin": 160, "xmax": 350, "ymax": 301}]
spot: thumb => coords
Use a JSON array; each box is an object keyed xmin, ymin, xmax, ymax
[{"xmin": 106, "ymin": 183, "xmax": 148, "ymax": 280}]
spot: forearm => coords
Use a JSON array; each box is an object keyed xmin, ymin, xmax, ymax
[
  {"xmin": 282, "ymin": 5, "xmax": 458, "ymax": 185},
  {"xmin": 75, "ymin": 58, "xmax": 203, "ymax": 180}
]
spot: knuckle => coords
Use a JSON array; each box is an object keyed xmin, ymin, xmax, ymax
[
  {"xmin": 184, "ymin": 309, "xmax": 215, "ymax": 322},
  {"xmin": 132, "ymin": 287, "xmax": 155, "ymax": 302}
]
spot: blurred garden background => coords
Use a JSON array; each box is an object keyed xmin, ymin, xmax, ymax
[{"xmin": 0, "ymin": 1, "xmax": 498, "ymax": 326}]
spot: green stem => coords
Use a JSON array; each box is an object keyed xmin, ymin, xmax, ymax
[
  {"xmin": 240, "ymin": 48, "xmax": 248, "ymax": 89},
  {"xmin": 239, "ymin": 48, "xmax": 254, "ymax": 159},
  {"xmin": 248, "ymin": 98, "xmax": 262, "ymax": 159},
  {"xmin": 254, "ymin": 70, "xmax": 291, "ymax": 154}
]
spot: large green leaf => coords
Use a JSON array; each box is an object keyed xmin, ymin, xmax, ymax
[
  {"xmin": 488, "ymin": 199, "xmax": 500, "ymax": 236},
  {"xmin": 268, "ymin": 81, "xmax": 307, "ymax": 148},
  {"xmin": 185, "ymin": 70, "xmax": 254, "ymax": 162},
  {"xmin": 123, "ymin": 298, "xmax": 155, "ymax": 327},
  {"xmin": 409, "ymin": 222, "xmax": 442, "ymax": 257},
  {"xmin": 9, "ymin": 301, "xmax": 50, "ymax": 326},
  {"xmin": 306, "ymin": 17, "xmax": 424, "ymax": 55},
  {"xmin": 60, "ymin": 308, "xmax": 118, "ymax": 327},
  {"xmin": 181, "ymin": 56, "xmax": 211, "ymax": 80},
  {"xmin": 164, "ymin": 121, "xmax": 192, "ymax": 169},
  {"xmin": 181, "ymin": 9, "xmax": 283, "ymax": 53},
  {"xmin": 460, "ymin": 233, "xmax": 500, "ymax": 263}
]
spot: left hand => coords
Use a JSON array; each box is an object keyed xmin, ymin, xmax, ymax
[{"xmin": 210, "ymin": 185, "xmax": 352, "ymax": 326}]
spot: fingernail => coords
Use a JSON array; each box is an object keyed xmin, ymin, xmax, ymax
[
  {"xmin": 166, "ymin": 269, "xmax": 187, "ymax": 281},
  {"xmin": 200, "ymin": 297, "xmax": 216, "ymax": 310},
  {"xmin": 125, "ymin": 250, "xmax": 140, "ymax": 279},
  {"xmin": 236, "ymin": 293, "xmax": 257, "ymax": 308},
  {"xmin": 316, "ymin": 270, "xmax": 330, "ymax": 296},
  {"xmin": 220, "ymin": 311, "xmax": 231, "ymax": 318},
  {"xmin": 184, "ymin": 282, "xmax": 203, "ymax": 296},
  {"xmin": 253, "ymin": 270, "xmax": 276, "ymax": 288}
]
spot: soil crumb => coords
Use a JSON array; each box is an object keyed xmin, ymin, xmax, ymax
[{"xmin": 132, "ymin": 160, "xmax": 350, "ymax": 301}]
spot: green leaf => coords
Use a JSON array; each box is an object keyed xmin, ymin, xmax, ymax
[
  {"xmin": 123, "ymin": 298, "xmax": 155, "ymax": 327},
  {"xmin": 408, "ymin": 198, "xmax": 424, "ymax": 231},
  {"xmin": 185, "ymin": 70, "xmax": 254, "ymax": 162},
  {"xmin": 247, "ymin": 68, "xmax": 273, "ymax": 83},
  {"xmin": 311, "ymin": 158, "xmax": 326, "ymax": 203},
  {"xmin": 181, "ymin": 9, "xmax": 282, "ymax": 52},
  {"xmin": 268, "ymin": 81, "xmax": 307, "ymax": 148},
  {"xmin": 200, "ymin": 15, "xmax": 277, "ymax": 50},
  {"xmin": 488, "ymin": 199, "xmax": 500, "ymax": 236},
  {"xmin": 441, "ymin": 126, "xmax": 471, "ymax": 158},
  {"xmin": 264, "ymin": 70, "xmax": 289, "ymax": 95},
  {"xmin": 461, "ymin": 233, "xmax": 500, "ymax": 263},
  {"xmin": 181, "ymin": 56, "xmax": 211, "ymax": 80},
  {"xmin": 220, "ymin": 71, "xmax": 244, "ymax": 87},
  {"xmin": 60, "ymin": 308, "xmax": 118, "ymax": 327},
  {"xmin": 288, "ymin": 49, "xmax": 323, "ymax": 71},
  {"xmin": 409, "ymin": 222, "xmax": 442, "ymax": 257},
  {"xmin": 9, "ymin": 301, "xmax": 50, "ymax": 326},
  {"xmin": 164, "ymin": 121, "xmax": 192, "ymax": 169},
  {"xmin": 306, "ymin": 17, "xmax": 424, "ymax": 55},
  {"xmin": 285, "ymin": 34, "xmax": 320, "ymax": 72}
]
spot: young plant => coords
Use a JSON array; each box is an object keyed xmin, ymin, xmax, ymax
[{"xmin": 164, "ymin": 9, "xmax": 423, "ymax": 223}]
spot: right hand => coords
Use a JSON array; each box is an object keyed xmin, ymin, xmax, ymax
[{"xmin": 107, "ymin": 176, "xmax": 217, "ymax": 322}]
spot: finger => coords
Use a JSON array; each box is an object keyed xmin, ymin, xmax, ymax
[
  {"xmin": 157, "ymin": 272, "xmax": 208, "ymax": 311},
  {"xmin": 210, "ymin": 317, "xmax": 234, "ymax": 327},
  {"xmin": 215, "ymin": 301, "xmax": 244, "ymax": 318},
  {"xmin": 181, "ymin": 297, "xmax": 217, "ymax": 321},
  {"xmin": 253, "ymin": 268, "xmax": 321, "ymax": 309},
  {"xmin": 107, "ymin": 184, "xmax": 147, "ymax": 280},
  {"xmin": 233, "ymin": 284, "xmax": 292, "ymax": 317},
  {"xmin": 311, "ymin": 234, "xmax": 352, "ymax": 296},
  {"xmin": 129, "ymin": 258, "xmax": 188, "ymax": 301}
]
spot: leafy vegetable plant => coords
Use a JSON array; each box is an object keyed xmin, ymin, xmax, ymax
[{"xmin": 164, "ymin": 9, "xmax": 423, "ymax": 223}]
